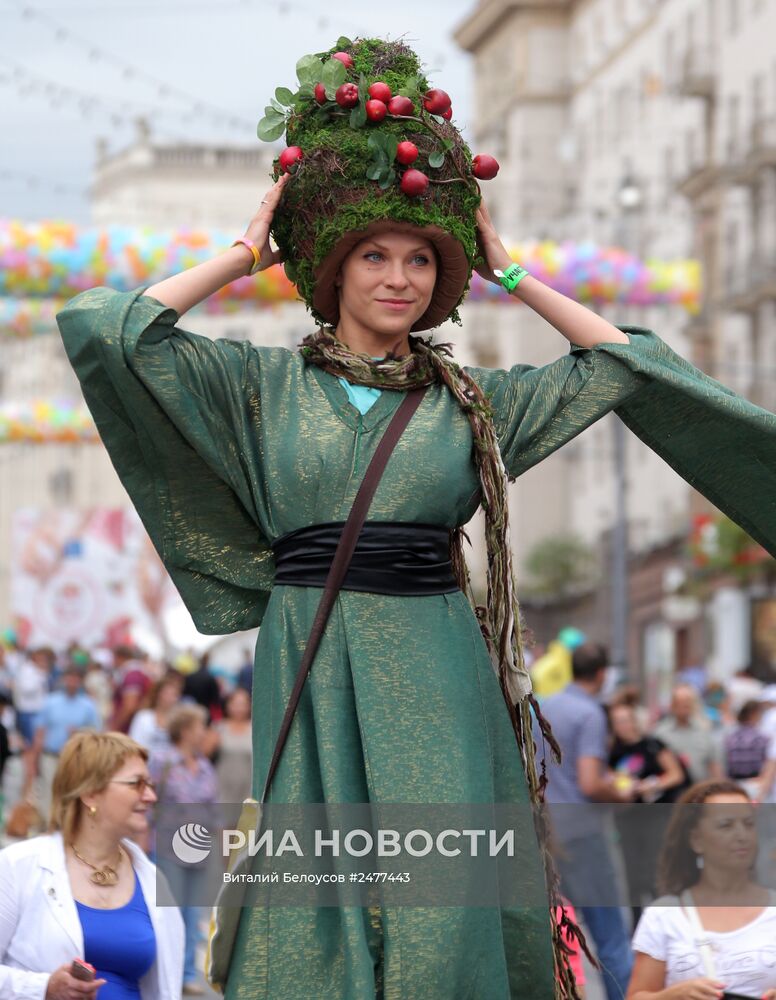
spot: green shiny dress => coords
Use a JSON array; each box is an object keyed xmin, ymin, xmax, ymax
[{"xmin": 57, "ymin": 287, "xmax": 776, "ymax": 999}]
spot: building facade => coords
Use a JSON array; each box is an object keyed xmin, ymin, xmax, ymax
[{"xmin": 455, "ymin": 0, "xmax": 776, "ymax": 693}]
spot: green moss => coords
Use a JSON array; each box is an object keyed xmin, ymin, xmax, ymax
[{"xmin": 267, "ymin": 37, "xmax": 481, "ymax": 329}]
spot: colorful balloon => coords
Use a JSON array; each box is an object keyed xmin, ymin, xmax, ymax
[
  {"xmin": 0, "ymin": 398, "xmax": 98, "ymax": 443},
  {"xmin": 0, "ymin": 222, "xmax": 700, "ymax": 339}
]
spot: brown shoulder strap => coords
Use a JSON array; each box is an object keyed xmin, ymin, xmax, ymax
[{"xmin": 260, "ymin": 385, "xmax": 428, "ymax": 804}]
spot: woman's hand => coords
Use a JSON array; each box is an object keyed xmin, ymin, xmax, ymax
[
  {"xmin": 242, "ymin": 173, "xmax": 292, "ymax": 272},
  {"xmin": 760, "ymin": 990, "xmax": 776, "ymax": 1000},
  {"xmin": 663, "ymin": 978, "xmax": 726, "ymax": 999},
  {"xmin": 45, "ymin": 965, "xmax": 107, "ymax": 998},
  {"xmin": 474, "ymin": 195, "xmax": 513, "ymax": 286}
]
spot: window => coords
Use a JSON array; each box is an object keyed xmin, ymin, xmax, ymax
[
  {"xmin": 684, "ymin": 129, "xmax": 697, "ymax": 172},
  {"xmin": 727, "ymin": 94, "xmax": 740, "ymax": 160},
  {"xmin": 663, "ymin": 29, "xmax": 675, "ymax": 85},
  {"xmin": 593, "ymin": 13, "xmax": 606, "ymax": 60},
  {"xmin": 752, "ymin": 72, "xmax": 765, "ymax": 128},
  {"xmin": 728, "ymin": 0, "xmax": 740, "ymax": 34},
  {"xmin": 664, "ymin": 145, "xmax": 675, "ymax": 189},
  {"xmin": 685, "ymin": 9, "xmax": 697, "ymax": 50}
]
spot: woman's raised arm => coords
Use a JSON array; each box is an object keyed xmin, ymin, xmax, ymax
[
  {"xmin": 474, "ymin": 195, "xmax": 630, "ymax": 348},
  {"xmin": 143, "ymin": 172, "xmax": 291, "ymax": 317}
]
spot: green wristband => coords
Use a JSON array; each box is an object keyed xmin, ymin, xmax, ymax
[{"xmin": 494, "ymin": 262, "xmax": 530, "ymax": 292}]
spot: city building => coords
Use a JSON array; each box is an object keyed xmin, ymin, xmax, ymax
[{"xmin": 455, "ymin": 0, "xmax": 776, "ymax": 695}]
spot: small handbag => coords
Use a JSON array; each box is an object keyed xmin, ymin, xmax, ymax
[{"xmin": 205, "ymin": 386, "xmax": 428, "ymax": 992}]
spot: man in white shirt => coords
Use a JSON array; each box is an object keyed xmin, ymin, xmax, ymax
[
  {"xmin": 653, "ymin": 684, "xmax": 724, "ymax": 783},
  {"xmin": 12, "ymin": 648, "xmax": 53, "ymax": 804},
  {"xmin": 12, "ymin": 650, "xmax": 51, "ymax": 739}
]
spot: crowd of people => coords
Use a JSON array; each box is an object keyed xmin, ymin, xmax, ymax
[
  {"xmin": 1, "ymin": 635, "xmax": 776, "ymax": 998},
  {"xmin": 0, "ymin": 639, "xmax": 254, "ymax": 997},
  {"xmin": 536, "ymin": 641, "xmax": 776, "ymax": 1000}
]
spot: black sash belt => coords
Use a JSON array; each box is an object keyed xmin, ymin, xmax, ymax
[{"xmin": 271, "ymin": 521, "xmax": 460, "ymax": 596}]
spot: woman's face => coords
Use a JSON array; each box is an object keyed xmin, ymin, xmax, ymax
[
  {"xmin": 84, "ymin": 754, "xmax": 157, "ymax": 840},
  {"xmin": 227, "ymin": 688, "xmax": 251, "ymax": 721},
  {"xmin": 157, "ymin": 678, "xmax": 182, "ymax": 712},
  {"xmin": 610, "ymin": 705, "xmax": 641, "ymax": 744},
  {"xmin": 690, "ymin": 793, "xmax": 758, "ymax": 874},
  {"xmin": 336, "ymin": 231, "xmax": 437, "ymax": 344},
  {"xmin": 180, "ymin": 717, "xmax": 207, "ymax": 752}
]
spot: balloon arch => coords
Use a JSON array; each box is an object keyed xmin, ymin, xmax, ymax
[{"xmin": 0, "ymin": 220, "xmax": 700, "ymax": 443}]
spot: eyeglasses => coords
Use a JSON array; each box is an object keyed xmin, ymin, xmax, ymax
[{"xmin": 109, "ymin": 777, "xmax": 157, "ymax": 795}]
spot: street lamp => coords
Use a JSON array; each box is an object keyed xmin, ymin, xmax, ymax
[
  {"xmin": 618, "ymin": 171, "xmax": 643, "ymax": 214},
  {"xmin": 611, "ymin": 166, "xmax": 643, "ymax": 676}
]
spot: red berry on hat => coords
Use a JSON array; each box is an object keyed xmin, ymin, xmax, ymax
[
  {"xmin": 278, "ymin": 146, "xmax": 303, "ymax": 173},
  {"xmin": 368, "ymin": 82, "xmax": 392, "ymax": 103},
  {"xmin": 335, "ymin": 83, "xmax": 359, "ymax": 109},
  {"xmin": 365, "ymin": 99, "xmax": 388, "ymax": 122},
  {"xmin": 331, "ymin": 52, "xmax": 354, "ymax": 69},
  {"xmin": 472, "ymin": 154, "xmax": 500, "ymax": 180},
  {"xmin": 422, "ymin": 89, "xmax": 452, "ymax": 115},
  {"xmin": 396, "ymin": 141, "xmax": 419, "ymax": 165},
  {"xmin": 400, "ymin": 169, "xmax": 429, "ymax": 196},
  {"xmin": 387, "ymin": 95, "xmax": 414, "ymax": 117},
  {"xmin": 314, "ymin": 83, "xmax": 327, "ymax": 105},
  {"xmin": 441, "ymin": 107, "xmax": 453, "ymax": 120}
]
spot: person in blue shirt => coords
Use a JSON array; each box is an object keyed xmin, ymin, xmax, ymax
[
  {"xmin": 536, "ymin": 642, "xmax": 636, "ymax": 1000},
  {"xmin": 34, "ymin": 665, "xmax": 101, "ymax": 823}
]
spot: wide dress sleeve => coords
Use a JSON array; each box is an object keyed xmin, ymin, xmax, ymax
[
  {"xmin": 465, "ymin": 325, "xmax": 776, "ymax": 560},
  {"xmin": 56, "ymin": 285, "xmax": 274, "ymax": 634}
]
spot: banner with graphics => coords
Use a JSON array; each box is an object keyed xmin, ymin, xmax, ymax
[{"xmin": 10, "ymin": 507, "xmax": 191, "ymax": 652}]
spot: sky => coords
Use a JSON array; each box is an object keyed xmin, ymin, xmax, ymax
[{"xmin": 0, "ymin": 0, "xmax": 476, "ymax": 223}]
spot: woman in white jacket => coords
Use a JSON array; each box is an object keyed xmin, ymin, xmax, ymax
[{"xmin": 0, "ymin": 730, "xmax": 184, "ymax": 1000}]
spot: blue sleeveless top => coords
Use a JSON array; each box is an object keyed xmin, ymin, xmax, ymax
[{"xmin": 75, "ymin": 870, "xmax": 157, "ymax": 999}]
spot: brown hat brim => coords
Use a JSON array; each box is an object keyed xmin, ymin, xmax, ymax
[{"xmin": 311, "ymin": 220, "xmax": 470, "ymax": 332}]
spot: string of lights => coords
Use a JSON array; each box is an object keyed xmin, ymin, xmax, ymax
[
  {"xmin": 1, "ymin": 0, "xmax": 450, "ymax": 149},
  {"xmin": 4, "ymin": 0, "xmax": 257, "ymax": 132},
  {"xmin": 1, "ymin": 0, "xmax": 374, "ymax": 36},
  {"xmin": 0, "ymin": 58, "xmax": 195, "ymax": 132},
  {"xmin": 0, "ymin": 167, "xmax": 85, "ymax": 197}
]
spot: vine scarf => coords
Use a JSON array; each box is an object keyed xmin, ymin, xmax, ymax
[{"xmin": 300, "ymin": 326, "xmax": 587, "ymax": 1000}]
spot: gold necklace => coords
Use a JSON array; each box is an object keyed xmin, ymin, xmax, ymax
[{"xmin": 70, "ymin": 843, "xmax": 124, "ymax": 886}]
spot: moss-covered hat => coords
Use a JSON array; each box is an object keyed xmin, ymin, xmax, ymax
[{"xmin": 258, "ymin": 37, "xmax": 498, "ymax": 331}]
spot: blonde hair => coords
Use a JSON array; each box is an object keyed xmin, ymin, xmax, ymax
[
  {"xmin": 167, "ymin": 702, "xmax": 207, "ymax": 745},
  {"xmin": 49, "ymin": 730, "xmax": 148, "ymax": 842}
]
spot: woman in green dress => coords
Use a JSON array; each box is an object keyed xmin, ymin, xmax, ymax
[{"xmin": 57, "ymin": 38, "xmax": 776, "ymax": 1000}]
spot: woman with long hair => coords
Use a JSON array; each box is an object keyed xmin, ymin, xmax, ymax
[
  {"xmin": 608, "ymin": 699, "xmax": 691, "ymax": 924},
  {"xmin": 128, "ymin": 670, "xmax": 185, "ymax": 755},
  {"xmin": 627, "ymin": 779, "xmax": 776, "ymax": 1000}
]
